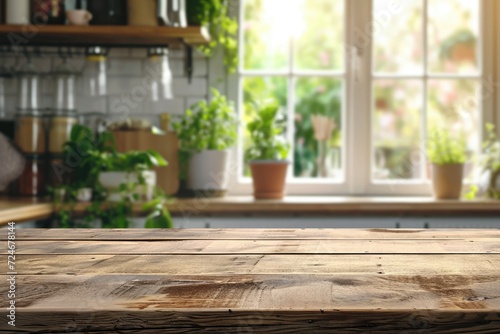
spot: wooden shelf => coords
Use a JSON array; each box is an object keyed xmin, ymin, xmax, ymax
[{"xmin": 0, "ymin": 25, "xmax": 209, "ymax": 47}]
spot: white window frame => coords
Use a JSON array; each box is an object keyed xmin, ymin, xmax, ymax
[{"xmin": 227, "ymin": 0, "xmax": 496, "ymax": 196}]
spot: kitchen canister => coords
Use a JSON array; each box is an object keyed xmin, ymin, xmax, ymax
[
  {"xmin": 48, "ymin": 115, "xmax": 77, "ymax": 154},
  {"xmin": 127, "ymin": 0, "xmax": 157, "ymax": 26},
  {"xmin": 6, "ymin": 0, "xmax": 30, "ymax": 25},
  {"xmin": 15, "ymin": 113, "xmax": 46, "ymax": 154},
  {"xmin": 16, "ymin": 154, "xmax": 46, "ymax": 197}
]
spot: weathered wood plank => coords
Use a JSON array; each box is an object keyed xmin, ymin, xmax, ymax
[
  {"xmin": 2, "ymin": 254, "xmax": 499, "ymax": 276},
  {"xmin": 5, "ymin": 238, "xmax": 500, "ymax": 255},
  {"xmin": 1, "ymin": 309, "xmax": 499, "ymax": 333},
  {"xmin": 2, "ymin": 228, "xmax": 500, "ymax": 241},
  {"xmin": 1, "ymin": 229, "xmax": 500, "ymax": 333},
  {"xmin": 1, "ymin": 274, "xmax": 499, "ymax": 311}
]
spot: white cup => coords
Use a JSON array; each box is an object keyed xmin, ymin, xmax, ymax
[{"xmin": 66, "ymin": 10, "xmax": 93, "ymax": 26}]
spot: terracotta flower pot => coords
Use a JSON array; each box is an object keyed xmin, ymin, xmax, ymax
[
  {"xmin": 249, "ymin": 161, "xmax": 289, "ymax": 199},
  {"xmin": 431, "ymin": 163, "xmax": 464, "ymax": 199}
]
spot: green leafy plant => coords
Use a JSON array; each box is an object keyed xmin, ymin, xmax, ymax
[
  {"xmin": 55, "ymin": 124, "xmax": 173, "ymax": 229},
  {"xmin": 467, "ymin": 123, "xmax": 500, "ymax": 199},
  {"xmin": 187, "ymin": 0, "xmax": 238, "ymax": 73},
  {"xmin": 62, "ymin": 124, "xmax": 115, "ymax": 188},
  {"xmin": 97, "ymin": 150, "xmax": 167, "ymax": 173},
  {"xmin": 479, "ymin": 123, "xmax": 500, "ymax": 174},
  {"xmin": 174, "ymin": 88, "xmax": 238, "ymax": 152},
  {"xmin": 427, "ymin": 127, "xmax": 466, "ymax": 165},
  {"xmin": 245, "ymin": 100, "xmax": 289, "ymax": 161}
]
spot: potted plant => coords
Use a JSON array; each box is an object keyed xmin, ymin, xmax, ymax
[
  {"xmin": 246, "ymin": 101, "xmax": 290, "ymax": 199},
  {"xmin": 174, "ymin": 88, "xmax": 238, "ymax": 197},
  {"xmin": 427, "ymin": 127, "xmax": 467, "ymax": 199},
  {"xmin": 97, "ymin": 150, "xmax": 166, "ymax": 202},
  {"xmin": 186, "ymin": 0, "xmax": 238, "ymax": 73},
  {"xmin": 55, "ymin": 124, "xmax": 173, "ymax": 229},
  {"xmin": 61, "ymin": 124, "xmax": 115, "ymax": 203}
]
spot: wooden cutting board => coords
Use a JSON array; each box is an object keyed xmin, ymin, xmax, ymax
[{"xmin": 111, "ymin": 130, "xmax": 179, "ymax": 195}]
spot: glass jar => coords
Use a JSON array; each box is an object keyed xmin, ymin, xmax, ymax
[
  {"xmin": 145, "ymin": 47, "xmax": 173, "ymax": 101},
  {"xmin": 16, "ymin": 154, "xmax": 46, "ymax": 197},
  {"xmin": 53, "ymin": 62, "xmax": 77, "ymax": 113},
  {"xmin": 82, "ymin": 47, "xmax": 108, "ymax": 96},
  {"xmin": 48, "ymin": 116, "xmax": 77, "ymax": 154},
  {"xmin": 15, "ymin": 114, "xmax": 46, "ymax": 154},
  {"xmin": 17, "ymin": 61, "xmax": 41, "ymax": 111}
]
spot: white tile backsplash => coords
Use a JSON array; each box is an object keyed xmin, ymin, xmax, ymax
[
  {"xmin": 172, "ymin": 78, "xmax": 207, "ymax": 97},
  {"xmin": 108, "ymin": 48, "xmax": 131, "ymax": 58},
  {"xmin": 78, "ymin": 96, "xmax": 107, "ymax": 113},
  {"xmin": 108, "ymin": 59, "xmax": 143, "ymax": 77},
  {"xmin": 151, "ymin": 98, "xmax": 186, "ymax": 115},
  {"xmin": 4, "ymin": 47, "xmax": 210, "ymax": 118}
]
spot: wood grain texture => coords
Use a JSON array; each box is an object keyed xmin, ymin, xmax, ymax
[
  {"xmin": 1, "ymin": 274, "xmax": 499, "ymax": 310},
  {"xmin": 4, "ymin": 254, "xmax": 500, "ymax": 276},
  {"xmin": 168, "ymin": 196, "xmax": 500, "ymax": 215},
  {"xmin": 0, "ymin": 198, "xmax": 52, "ymax": 225},
  {"xmin": 1, "ymin": 229, "xmax": 500, "ymax": 332},
  {"xmin": 5, "ymin": 238, "xmax": 500, "ymax": 255},
  {"xmin": 0, "ymin": 25, "xmax": 209, "ymax": 46},
  {"xmin": 0, "ymin": 274, "xmax": 499, "ymax": 332},
  {"xmin": 2, "ymin": 228, "xmax": 500, "ymax": 240},
  {"xmin": 1, "ymin": 309, "xmax": 499, "ymax": 333}
]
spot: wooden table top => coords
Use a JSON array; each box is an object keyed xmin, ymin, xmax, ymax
[{"xmin": 1, "ymin": 228, "xmax": 499, "ymax": 333}]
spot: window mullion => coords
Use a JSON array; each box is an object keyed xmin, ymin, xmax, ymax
[
  {"xmin": 420, "ymin": 0, "xmax": 429, "ymax": 183},
  {"xmin": 347, "ymin": 0, "xmax": 372, "ymax": 194},
  {"xmin": 287, "ymin": 36, "xmax": 296, "ymax": 179}
]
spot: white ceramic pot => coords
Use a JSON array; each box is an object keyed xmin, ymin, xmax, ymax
[
  {"xmin": 187, "ymin": 150, "xmax": 230, "ymax": 194},
  {"xmin": 76, "ymin": 188, "xmax": 92, "ymax": 202},
  {"xmin": 99, "ymin": 170, "xmax": 156, "ymax": 202}
]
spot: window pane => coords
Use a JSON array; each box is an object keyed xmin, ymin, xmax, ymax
[
  {"xmin": 373, "ymin": 80, "xmax": 423, "ymax": 180},
  {"xmin": 242, "ymin": 76, "xmax": 288, "ymax": 175},
  {"xmin": 295, "ymin": 0, "xmax": 344, "ymax": 71},
  {"xmin": 427, "ymin": 79, "xmax": 480, "ymax": 179},
  {"xmin": 373, "ymin": 0, "xmax": 423, "ymax": 74},
  {"xmin": 428, "ymin": 0, "xmax": 480, "ymax": 74},
  {"xmin": 243, "ymin": 0, "xmax": 292, "ymax": 70},
  {"xmin": 295, "ymin": 78, "xmax": 343, "ymax": 179}
]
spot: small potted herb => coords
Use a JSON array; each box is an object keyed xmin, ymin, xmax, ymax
[
  {"xmin": 174, "ymin": 88, "xmax": 238, "ymax": 197},
  {"xmin": 427, "ymin": 127, "xmax": 467, "ymax": 199},
  {"xmin": 246, "ymin": 101, "xmax": 290, "ymax": 199},
  {"xmin": 97, "ymin": 150, "xmax": 167, "ymax": 202}
]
